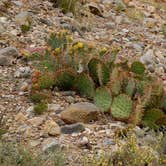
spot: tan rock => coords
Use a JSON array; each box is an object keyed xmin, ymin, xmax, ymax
[
  {"xmin": 15, "ymin": 112, "xmax": 27, "ymax": 123},
  {"xmin": 28, "ymin": 117, "xmax": 44, "ymax": 127},
  {"xmin": 44, "ymin": 120, "xmax": 60, "ymax": 136},
  {"xmin": 60, "ymin": 102, "xmax": 99, "ymax": 124}
]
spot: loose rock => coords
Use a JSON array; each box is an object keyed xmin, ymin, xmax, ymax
[
  {"xmin": 60, "ymin": 102, "xmax": 99, "ymax": 124},
  {"xmin": 61, "ymin": 123, "xmax": 85, "ymax": 134}
]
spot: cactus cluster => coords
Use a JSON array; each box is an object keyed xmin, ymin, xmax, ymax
[{"xmin": 29, "ymin": 31, "xmax": 166, "ymax": 130}]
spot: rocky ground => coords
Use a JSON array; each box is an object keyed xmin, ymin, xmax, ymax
[{"xmin": 0, "ymin": 0, "xmax": 166, "ymax": 165}]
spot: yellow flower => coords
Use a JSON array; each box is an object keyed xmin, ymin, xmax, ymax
[
  {"xmin": 55, "ymin": 47, "xmax": 61, "ymax": 54},
  {"xmin": 101, "ymin": 47, "xmax": 107, "ymax": 52},
  {"xmin": 77, "ymin": 42, "xmax": 84, "ymax": 49},
  {"xmin": 67, "ymin": 36, "xmax": 73, "ymax": 42}
]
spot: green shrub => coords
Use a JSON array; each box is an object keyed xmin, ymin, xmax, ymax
[{"xmin": 34, "ymin": 103, "xmax": 48, "ymax": 115}]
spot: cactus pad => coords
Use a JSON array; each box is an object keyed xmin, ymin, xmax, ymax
[
  {"xmin": 111, "ymin": 94, "xmax": 133, "ymax": 120},
  {"xmin": 131, "ymin": 61, "xmax": 145, "ymax": 75},
  {"xmin": 88, "ymin": 58, "xmax": 110, "ymax": 86},
  {"xmin": 94, "ymin": 87, "xmax": 112, "ymax": 112},
  {"xmin": 125, "ymin": 79, "xmax": 136, "ymax": 97},
  {"xmin": 142, "ymin": 108, "xmax": 164, "ymax": 129},
  {"xmin": 74, "ymin": 74, "xmax": 95, "ymax": 99}
]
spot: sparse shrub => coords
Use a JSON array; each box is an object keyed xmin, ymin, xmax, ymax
[
  {"xmin": 30, "ymin": 90, "xmax": 52, "ymax": 103},
  {"xmin": 20, "ymin": 24, "xmax": 31, "ymax": 33},
  {"xmin": 0, "ymin": 140, "xmax": 66, "ymax": 166},
  {"xmin": 34, "ymin": 103, "xmax": 48, "ymax": 115},
  {"xmin": 84, "ymin": 132, "xmax": 166, "ymax": 166},
  {"xmin": 54, "ymin": 0, "xmax": 79, "ymax": 14}
]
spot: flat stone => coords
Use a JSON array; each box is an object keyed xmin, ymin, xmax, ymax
[
  {"xmin": 42, "ymin": 138, "xmax": 60, "ymax": 153},
  {"xmin": 15, "ymin": 112, "xmax": 27, "ymax": 123},
  {"xmin": 61, "ymin": 123, "xmax": 85, "ymax": 134},
  {"xmin": 0, "ymin": 56, "xmax": 11, "ymax": 66},
  {"xmin": 60, "ymin": 102, "xmax": 99, "ymax": 124},
  {"xmin": 29, "ymin": 140, "xmax": 41, "ymax": 147},
  {"xmin": 0, "ymin": 47, "xmax": 19, "ymax": 58},
  {"xmin": 44, "ymin": 120, "xmax": 60, "ymax": 136},
  {"xmin": 48, "ymin": 104, "xmax": 61, "ymax": 112},
  {"xmin": 28, "ymin": 117, "xmax": 44, "ymax": 127}
]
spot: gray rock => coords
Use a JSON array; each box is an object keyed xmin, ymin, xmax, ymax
[
  {"xmin": 14, "ymin": 66, "xmax": 31, "ymax": 78},
  {"xmin": 60, "ymin": 102, "xmax": 99, "ymax": 124},
  {"xmin": 0, "ymin": 47, "xmax": 19, "ymax": 58},
  {"xmin": 42, "ymin": 138, "xmax": 60, "ymax": 153},
  {"xmin": 103, "ymin": 138, "xmax": 115, "ymax": 146},
  {"xmin": 140, "ymin": 49, "xmax": 155, "ymax": 65},
  {"xmin": 105, "ymin": 22, "xmax": 115, "ymax": 29},
  {"xmin": 147, "ymin": 64, "xmax": 155, "ymax": 73},
  {"xmin": 13, "ymin": 1, "xmax": 23, "ymax": 6},
  {"xmin": 61, "ymin": 123, "xmax": 85, "ymax": 134},
  {"xmin": 48, "ymin": 104, "xmax": 61, "ymax": 112},
  {"xmin": 0, "ymin": 56, "xmax": 11, "ymax": 66}
]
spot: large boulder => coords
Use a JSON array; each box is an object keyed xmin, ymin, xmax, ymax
[{"xmin": 60, "ymin": 102, "xmax": 99, "ymax": 124}]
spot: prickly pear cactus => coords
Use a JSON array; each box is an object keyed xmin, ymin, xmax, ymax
[
  {"xmin": 128, "ymin": 98, "xmax": 143, "ymax": 126},
  {"xmin": 111, "ymin": 94, "xmax": 133, "ymax": 120},
  {"xmin": 55, "ymin": 68, "xmax": 76, "ymax": 90},
  {"xmin": 94, "ymin": 87, "xmax": 112, "ymax": 112},
  {"xmin": 142, "ymin": 108, "xmax": 164, "ymax": 129},
  {"xmin": 143, "ymin": 81, "xmax": 164, "ymax": 109},
  {"xmin": 125, "ymin": 79, "xmax": 136, "ymax": 97},
  {"xmin": 74, "ymin": 74, "xmax": 95, "ymax": 99},
  {"xmin": 130, "ymin": 61, "xmax": 145, "ymax": 75},
  {"xmin": 88, "ymin": 58, "xmax": 110, "ymax": 86}
]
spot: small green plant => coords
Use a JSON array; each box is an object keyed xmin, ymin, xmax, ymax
[
  {"xmin": 130, "ymin": 61, "xmax": 145, "ymax": 75},
  {"xmin": 111, "ymin": 94, "xmax": 133, "ymax": 120},
  {"xmin": 94, "ymin": 87, "xmax": 112, "ymax": 112},
  {"xmin": 20, "ymin": 24, "xmax": 31, "ymax": 33},
  {"xmin": 30, "ymin": 90, "xmax": 52, "ymax": 103},
  {"xmin": 55, "ymin": 0, "xmax": 79, "ymax": 14},
  {"xmin": 38, "ymin": 73, "xmax": 55, "ymax": 90},
  {"xmin": 34, "ymin": 103, "xmax": 48, "ymax": 115}
]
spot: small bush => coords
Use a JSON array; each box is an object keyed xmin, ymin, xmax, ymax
[{"xmin": 34, "ymin": 103, "xmax": 48, "ymax": 115}]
